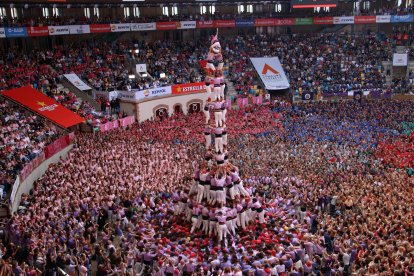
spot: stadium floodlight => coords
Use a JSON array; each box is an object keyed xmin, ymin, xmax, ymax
[
  {"xmin": 128, "ymin": 74, "xmax": 136, "ymax": 79},
  {"xmin": 142, "ymin": 73, "xmax": 148, "ymax": 77},
  {"xmin": 134, "ymin": 49, "xmax": 139, "ymax": 54}
]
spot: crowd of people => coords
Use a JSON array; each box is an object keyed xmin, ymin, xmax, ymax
[
  {"xmin": 0, "ymin": 98, "xmax": 62, "ymax": 196},
  {"xmin": 1, "ymin": 97, "xmax": 412, "ymax": 275}
]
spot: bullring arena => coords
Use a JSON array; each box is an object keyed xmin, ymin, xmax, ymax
[{"xmin": 0, "ymin": 0, "xmax": 413, "ymax": 275}]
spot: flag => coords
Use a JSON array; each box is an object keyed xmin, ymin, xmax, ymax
[
  {"xmin": 301, "ymin": 92, "xmax": 314, "ymax": 101},
  {"xmin": 353, "ymin": 91, "xmax": 362, "ymax": 103}
]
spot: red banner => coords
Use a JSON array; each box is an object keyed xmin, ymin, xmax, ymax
[
  {"xmin": 27, "ymin": 26, "xmax": 49, "ymax": 37},
  {"xmin": 255, "ymin": 18, "xmax": 276, "ymax": 27},
  {"xmin": 19, "ymin": 152, "xmax": 45, "ymax": 182},
  {"xmin": 355, "ymin": 16, "xmax": 376, "ymax": 24},
  {"xmin": 100, "ymin": 120, "xmax": 119, "ymax": 132},
  {"xmin": 172, "ymin": 82, "xmax": 206, "ymax": 95},
  {"xmin": 118, "ymin": 116, "xmax": 135, "ymax": 127},
  {"xmin": 156, "ymin": 22, "xmax": 179, "ymax": 30},
  {"xmin": 214, "ymin": 20, "xmax": 236, "ymax": 28},
  {"xmin": 274, "ymin": 18, "xmax": 295, "ymax": 26},
  {"xmin": 197, "ymin": 20, "xmax": 215, "ymax": 28},
  {"xmin": 44, "ymin": 135, "xmax": 70, "ymax": 159},
  {"xmin": 90, "ymin": 24, "xmax": 111, "ymax": 33},
  {"xmin": 313, "ymin": 17, "xmax": 334, "ymax": 25},
  {"xmin": 1, "ymin": 86, "xmax": 85, "ymax": 128}
]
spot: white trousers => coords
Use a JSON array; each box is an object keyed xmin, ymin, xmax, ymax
[
  {"xmin": 206, "ymin": 63, "xmax": 215, "ymax": 71},
  {"xmin": 223, "ymin": 134, "xmax": 228, "ymax": 146},
  {"xmin": 226, "ymin": 220, "xmax": 236, "ymax": 236},
  {"xmin": 197, "ymin": 184, "xmax": 205, "ymax": 203},
  {"xmin": 202, "ymin": 219, "xmax": 209, "ymax": 234},
  {"xmin": 237, "ymin": 212, "xmax": 247, "ymax": 229},
  {"xmin": 209, "ymin": 221, "xmax": 217, "ymax": 236},
  {"xmin": 220, "ymin": 84, "xmax": 225, "ymax": 99},
  {"xmin": 217, "ymin": 223, "xmax": 228, "ymax": 242},
  {"xmin": 205, "ymin": 84, "xmax": 212, "ymax": 94},
  {"xmin": 203, "ymin": 109, "xmax": 210, "ymax": 124},
  {"xmin": 222, "ymin": 109, "xmax": 227, "ymax": 124},
  {"xmin": 205, "ymin": 134, "xmax": 211, "ymax": 149},
  {"xmin": 190, "ymin": 217, "xmax": 201, "ymax": 233},
  {"xmin": 214, "ymin": 86, "xmax": 221, "ymax": 101},
  {"xmin": 215, "ymin": 137, "xmax": 223, "ymax": 153},
  {"xmin": 209, "ymin": 189, "xmax": 217, "ymax": 205},
  {"xmin": 216, "ymin": 190, "xmax": 225, "ymax": 205},
  {"xmin": 214, "ymin": 111, "xmax": 223, "ymax": 127},
  {"xmin": 204, "ymin": 184, "xmax": 211, "ymax": 201}
]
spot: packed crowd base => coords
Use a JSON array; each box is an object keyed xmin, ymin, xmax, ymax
[{"xmin": 1, "ymin": 99, "xmax": 413, "ymax": 275}]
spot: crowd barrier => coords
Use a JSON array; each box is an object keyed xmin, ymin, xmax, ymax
[
  {"xmin": 10, "ymin": 133, "xmax": 75, "ymax": 212},
  {"xmin": 0, "ymin": 15, "xmax": 412, "ymax": 39}
]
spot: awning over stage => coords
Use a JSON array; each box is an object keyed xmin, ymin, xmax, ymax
[
  {"xmin": 250, "ymin": 57, "xmax": 290, "ymax": 90},
  {"xmin": 1, "ymin": 86, "xmax": 85, "ymax": 128}
]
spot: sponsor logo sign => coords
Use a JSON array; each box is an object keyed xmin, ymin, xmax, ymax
[
  {"xmin": 48, "ymin": 26, "xmax": 70, "ymax": 35},
  {"xmin": 27, "ymin": 26, "xmax": 49, "ymax": 37},
  {"xmin": 131, "ymin": 22, "xmax": 156, "ymax": 31}
]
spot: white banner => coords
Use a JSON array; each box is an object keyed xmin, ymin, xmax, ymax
[
  {"xmin": 393, "ymin": 53, "xmax": 408, "ymax": 66},
  {"xmin": 68, "ymin": 25, "xmax": 90, "ymax": 34},
  {"xmin": 136, "ymin": 64, "xmax": 147, "ymax": 73},
  {"xmin": 178, "ymin": 21, "xmax": 197, "ymax": 29},
  {"xmin": 333, "ymin": 16, "xmax": 355, "ymax": 24},
  {"xmin": 376, "ymin": 15, "xmax": 391, "ymax": 23},
  {"xmin": 110, "ymin": 23, "xmax": 131, "ymax": 32},
  {"xmin": 0, "ymin": 28, "xmax": 5, "ymax": 38},
  {"xmin": 48, "ymin": 26, "xmax": 70, "ymax": 35},
  {"xmin": 250, "ymin": 57, "xmax": 290, "ymax": 90},
  {"xmin": 130, "ymin": 22, "xmax": 156, "ymax": 31},
  {"xmin": 117, "ymin": 86, "xmax": 172, "ymax": 101},
  {"xmin": 64, "ymin": 74, "xmax": 92, "ymax": 91},
  {"xmin": 9, "ymin": 176, "xmax": 19, "ymax": 208}
]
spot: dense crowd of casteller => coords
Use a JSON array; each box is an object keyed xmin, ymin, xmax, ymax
[
  {"xmin": 0, "ymin": 3, "xmax": 413, "ymax": 27},
  {"xmin": 1, "ymin": 99, "xmax": 413, "ymax": 275},
  {"xmin": 0, "ymin": 98, "xmax": 62, "ymax": 196}
]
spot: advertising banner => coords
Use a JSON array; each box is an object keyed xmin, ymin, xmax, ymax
[
  {"xmin": 19, "ymin": 152, "xmax": 45, "ymax": 182},
  {"xmin": 333, "ymin": 16, "xmax": 355, "ymax": 24},
  {"xmin": 118, "ymin": 116, "xmax": 135, "ymax": 127},
  {"xmin": 44, "ymin": 135, "xmax": 70, "ymax": 159},
  {"xmin": 100, "ymin": 120, "xmax": 119, "ymax": 132},
  {"xmin": 1, "ymin": 86, "xmax": 85, "ymax": 128},
  {"xmin": 27, "ymin": 26, "xmax": 49, "ymax": 37},
  {"xmin": 393, "ymin": 53, "xmax": 408, "ymax": 66},
  {"xmin": 235, "ymin": 19, "xmax": 255, "ymax": 28},
  {"xmin": 255, "ymin": 18, "xmax": 276, "ymax": 27},
  {"xmin": 117, "ymin": 86, "xmax": 172, "ymax": 101},
  {"xmin": 295, "ymin": 18, "xmax": 313, "ymax": 25},
  {"xmin": 391, "ymin": 14, "xmax": 414, "ymax": 23},
  {"xmin": 177, "ymin": 21, "xmax": 196, "ymax": 29},
  {"xmin": 64, "ymin": 74, "xmax": 92, "ymax": 91},
  {"xmin": 68, "ymin": 25, "xmax": 90, "ymax": 34},
  {"xmin": 131, "ymin": 22, "xmax": 156, "ymax": 31},
  {"xmin": 90, "ymin": 24, "xmax": 111, "ymax": 33},
  {"xmin": 0, "ymin": 28, "xmax": 5, "ymax": 38},
  {"xmin": 376, "ymin": 15, "xmax": 391, "ymax": 23},
  {"xmin": 110, "ymin": 23, "xmax": 131, "ymax": 32},
  {"xmin": 172, "ymin": 82, "xmax": 206, "ymax": 95},
  {"xmin": 274, "ymin": 18, "xmax": 295, "ymax": 26},
  {"xmin": 5, "ymin": 27, "xmax": 28, "ymax": 38},
  {"xmin": 156, "ymin": 22, "xmax": 178, "ymax": 30},
  {"xmin": 48, "ymin": 26, "xmax": 70, "ymax": 35},
  {"xmin": 355, "ymin": 16, "xmax": 376, "ymax": 24},
  {"xmin": 313, "ymin": 17, "xmax": 334, "ymax": 24},
  {"xmin": 214, "ymin": 20, "xmax": 236, "ymax": 28},
  {"xmin": 250, "ymin": 57, "xmax": 290, "ymax": 90},
  {"xmin": 197, "ymin": 20, "xmax": 215, "ymax": 28}
]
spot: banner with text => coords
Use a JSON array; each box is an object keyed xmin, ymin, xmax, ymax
[
  {"xmin": 117, "ymin": 86, "xmax": 172, "ymax": 101},
  {"xmin": 5, "ymin": 27, "xmax": 27, "ymax": 38},
  {"xmin": 250, "ymin": 57, "xmax": 290, "ymax": 90},
  {"xmin": 110, "ymin": 23, "xmax": 131, "ymax": 32},
  {"xmin": 0, "ymin": 28, "xmax": 5, "ymax": 38},
  {"xmin": 68, "ymin": 25, "xmax": 90, "ymax": 34},
  {"xmin": 64, "ymin": 74, "xmax": 92, "ymax": 91},
  {"xmin": 27, "ymin": 26, "xmax": 49, "ymax": 37},
  {"xmin": 177, "ymin": 21, "xmax": 196, "ymax": 29},
  {"xmin": 172, "ymin": 82, "xmax": 206, "ymax": 95},
  {"xmin": 393, "ymin": 53, "xmax": 408, "ymax": 66}
]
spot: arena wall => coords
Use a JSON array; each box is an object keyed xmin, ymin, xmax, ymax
[{"xmin": 11, "ymin": 144, "xmax": 73, "ymax": 213}]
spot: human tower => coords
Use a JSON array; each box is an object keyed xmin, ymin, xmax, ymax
[{"xmin": 173, "ymin": 30, "xmax": 265, "ymax": 244}]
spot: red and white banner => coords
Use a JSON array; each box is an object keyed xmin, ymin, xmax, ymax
[
  {"xmin": 27, "ymin": 26, "xmax": 49, "ymax": 37},
  {"xmin": 100, "ymin": 120, "xmax": 119, "ymax": 132},
  {"xmin": 237, "ymin": 98, "xmax": 248, "ymax": 107},
  {"xmin": 313, "ymin": 17, "xmax": 334, "ymax": 25},
  {"xmin": 19, "ymin": 152, "xmax": 45, "ymax": 182},
  {"xmin": 355, "ymin": 16, "xmax": 376, "ymax": 24},
  {"xmin": 274, "ymin": 18, "xmax": 295, "ymax": 26},
  {"xmin": 214, "ymin": 20, "xmax": 236, "ymax": 28},
  {"xmin": 172, "ymin": 82, "xmax": 206, "ymax": 95},
  {"xmin": 1, "ymin": 86, "xmax": 85, "ymax": 128},
  {"xmin": 90, "ymin": 24, "xmax": 111, "ymax": 33},
  {"xmin": 110, "ymin": 23, "xmax": 131, "ymax": 32},
  {"xmin": 44, "ymin": 134, "xmax": 70, "ymax": 159},
  {"xmin": 156, "ymin": 22, "xmax": 179, "ymax": 30},
  {"xmin": 197, "ymin": 20, "xmax": 215, "ymax": 28},
  {"xmin": 252, "ymin": 95, "xmax": 263, "ymax": 105},
  {"xmin": 255, "ymin": 18, "xmax": 276, "ymax": 26},
  {"xmin": 119, "ymin": 116, "xmax": 135, "ymax": 127},
  {"xmin": 48, "ymin": 26, "xmax": 70, "ymax": 35}
]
